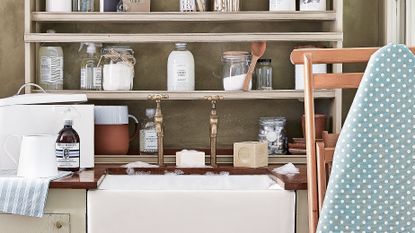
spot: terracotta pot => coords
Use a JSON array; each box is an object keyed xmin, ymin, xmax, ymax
[{"xmin": 301, "ymin": 114, "xmax": 327, "ymax": 140}]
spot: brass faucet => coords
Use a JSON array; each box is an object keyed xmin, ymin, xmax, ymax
[
  {"xmin": 205, "ymin": 96, "xmax": 224, "ymax": 167},
  {"xmin": 148, "ymin": 94, "xmax": 169, "ymax": 166}
]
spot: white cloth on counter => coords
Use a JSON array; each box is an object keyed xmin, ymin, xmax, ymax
[
  {"xmin": 0, "ymin": 170, "xmax": 72, "ymax": 218},
  {"xmin": 273, "ymin": 163, "xmax": 300, "ymax": 175},
  {"xmin": 122, "ymin": 161, "xmax": 159, "ymax": 168}
]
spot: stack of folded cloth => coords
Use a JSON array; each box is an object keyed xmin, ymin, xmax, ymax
[{"xmin": 0, "ymin": 170, "xmax": 71, "ymax": 217}]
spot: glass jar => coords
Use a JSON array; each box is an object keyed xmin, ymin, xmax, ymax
[
  {"xmin": 255, "ymin": 59, "xmax": 273, "ymax": 90},
  {"xmin": 222, "ymin": 51, "xmax": 251, "ymax": 91},
  {"xmin": 101, "ymin": 46, "xmax": 136, "ymax": 91},
  {"xmin": 259, "ymin": 117, "xmax": 288, "ymax": 155}
]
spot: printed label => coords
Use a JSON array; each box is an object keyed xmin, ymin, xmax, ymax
[
  {"xmin": 93, "ymin": 67, "xmax": 102, "ymax": 88},
  {"xmin": 80, "ymin": 68, "xmax": 87, "ymax": 89},
  {"xmin": 56, "ymin": 143, "xmax": 80, "ymax": 168},
  {"xmin": 40, "ymin": 56, "xmax": 63, "ymax": 84},
  {"xmin": 174, "ymin": 65, "xmax": 188, "ymax": 83},
  {"xmin": 140, "ymin": 129, "xmax": 158, "ymax": 152}
]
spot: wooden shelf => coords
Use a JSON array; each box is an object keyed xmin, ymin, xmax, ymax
[
  {"xmin": 40, "ymin": 90, "xmax": 336, "ymax": 100},
  {"xmin": 95, "ymin": 154, "xmax": 307, "ymax": 165},
  {"xmin": 32, "ymin": 11, "xmax": 337, "ymax": 23},
  {"xmin": 24, "ymin": 32, "xmax": 343, "ymax": 43}
]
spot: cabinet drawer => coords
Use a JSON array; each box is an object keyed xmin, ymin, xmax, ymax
[{"xmin": 0, "ymin": 213, "xmax": 70, "ymax": 233}]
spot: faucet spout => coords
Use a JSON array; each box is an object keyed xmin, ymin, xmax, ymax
[
  {"xmin": 148, "ymin": 94, "xmax": 168, "ymax": 167},
  {"xmin": 205, "ymin": 96, "xmax": 223, "ymax": 167}
]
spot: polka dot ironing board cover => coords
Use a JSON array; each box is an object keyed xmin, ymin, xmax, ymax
[{"xmin": 316, "ymin": 44, "xmax": 415, "ymax": 233}]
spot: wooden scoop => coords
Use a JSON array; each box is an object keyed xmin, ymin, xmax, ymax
[{"xmin": 243, "ymin": 41, "xmax": 267, "ymax": 91}]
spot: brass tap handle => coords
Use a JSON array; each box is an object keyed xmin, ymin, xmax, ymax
[
  {"xmin": 204, "ymin": 95, "xmax": 224, "ymax": 102},
  {"xmin": 148, "ymin": 94, "xmax": 169, "ymax": 102}
]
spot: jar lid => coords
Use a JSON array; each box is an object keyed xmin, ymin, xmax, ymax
[
  {"xmin": 223, "ymin": 51, "xmax": 251, "ymax": 60},
  {"xmin": 102, "ymin": 46, "xmax": 134, "ymax": 55},
  {"xmin": 259, "ymin": 117, "xmax": 287, "ymax": 124}
]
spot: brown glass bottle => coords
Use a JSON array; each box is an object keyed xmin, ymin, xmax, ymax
[{"xmin": 56, "ymin": 119, "xmax": 80, "ymax": 172}]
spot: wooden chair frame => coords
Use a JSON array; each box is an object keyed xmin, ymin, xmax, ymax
[{"xmin": 290, "ymin": 46, "xmax": 415, "ymax": 233}]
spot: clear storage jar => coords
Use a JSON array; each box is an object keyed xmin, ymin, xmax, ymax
[
  {"xmin": 101, "ymin": 46, "xmax": 136, "ymax": 91},
  {"xmin": 258, "ymin": 117, "xmax": 288, "ymax": 155},
  {"xmin": 222, "ymin": 51, "xmax": 251, "ymax": 91},
  {"xmin": 255, "ymin": 59, "xmax": 273, "ymax": 90}
]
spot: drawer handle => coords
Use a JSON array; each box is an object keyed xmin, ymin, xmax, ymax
[{"xmin": 55, "ymin": 221, "xmax": 63, "ymax": 229}]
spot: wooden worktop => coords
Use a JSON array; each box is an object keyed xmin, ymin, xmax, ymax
[{"xmin": 49, "ymin": 165, "xmax": 307, "ymax": 191}]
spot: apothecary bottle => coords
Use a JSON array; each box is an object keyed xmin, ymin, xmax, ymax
[
  {"xmin": 167, "ymin": 43, "xmax": 195, "ymax": 91},
  {"xmin": 56, "ymin": 120, "xmax": 80, "ymax": 172},
  {"xmin": 38, "ymin": 30, "xmax": 64, "ymax": 90},
  {"xmin": 255, "ymin": 59, "xmax": 273, "ymax": 90}
]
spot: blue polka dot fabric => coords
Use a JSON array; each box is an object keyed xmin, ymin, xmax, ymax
[{"xmin": 316, "ymin": 44, "xmax": 415, "ymax": 233}]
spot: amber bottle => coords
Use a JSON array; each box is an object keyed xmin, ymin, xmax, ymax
[{"xmin": 56, "ymin": 119, "xmax": 80, "ymax": 172}]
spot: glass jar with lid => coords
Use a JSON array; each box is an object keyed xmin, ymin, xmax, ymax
[
  {"xmin": 258, "ymin": 117, "xmax": 288, "ymax": 155},
  {"xmin": 255, "ymin": 59, "xmax": 273, "ymax": 90},
  {"xmin": 101, "ymin": 46, "xmax": 136, "ymax": 91},
  {"xmin": 221, "ymin": 51, "xmax": 251, "ymax": 91}
]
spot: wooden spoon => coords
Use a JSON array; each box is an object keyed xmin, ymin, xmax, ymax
[{"xmin": 243, "ymin": 41, "xmax": 267, "ymax": 91}]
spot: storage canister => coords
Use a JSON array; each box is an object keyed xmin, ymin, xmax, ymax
[
  {"xmin": 300, "ymin": 0, "xmax": 326, "ymax": 11},
  {"xmin": 255, "ymin": 59, "xmax": 273, "ymax": 90},
  {"xmin": 222, "ymin": 51, "xmax": 251, "ymax": 91},
  {"xmin": 94, "ymin": 106, "xmax": 139, "ymax": 155},
  {"xmin": 258, "ymin": 117, "xmax": 288, "ymax": 155},
  {"xmin": 101, "ymin": 46, "xmax": 136, "ymax": 91},
  {"xmin": 269, "ymin": 0, "xmax": 296, "ymax": 11},
  {"xmin": 46, "ymin": 0, "xmax": 72, "ymax": 12}
]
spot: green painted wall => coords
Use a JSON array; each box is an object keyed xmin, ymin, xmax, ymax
[{"xmin": 0, "ymin": 0, "xmax": 382, "ymax": 152}]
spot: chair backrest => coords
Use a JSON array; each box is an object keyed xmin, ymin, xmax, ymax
[{"xmin": 290, "ymin": 46, "xmax": 415, "ymax": 233}]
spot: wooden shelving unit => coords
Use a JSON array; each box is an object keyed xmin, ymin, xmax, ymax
[{"xmin": 24, "ymin": 0, "xmax": 343, "ymax": 165}]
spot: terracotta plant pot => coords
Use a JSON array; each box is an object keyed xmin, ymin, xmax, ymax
[{"xmin": 301, "ymin": 114, "xmax": 327, "ymax": 140}]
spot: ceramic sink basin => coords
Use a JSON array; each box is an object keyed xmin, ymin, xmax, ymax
[{"xmin": 87, "ymin": 169, "xmax": 296, "ymax": 233}]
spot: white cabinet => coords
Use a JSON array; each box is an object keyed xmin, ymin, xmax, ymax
[{"xmin": 0, "ymin": 189, "xmax": 86, "ymax": 233}]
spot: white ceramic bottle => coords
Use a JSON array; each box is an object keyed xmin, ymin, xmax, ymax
[{"xmin": 167, "ymin": 43, "xmax": 195, "ymax": 91}]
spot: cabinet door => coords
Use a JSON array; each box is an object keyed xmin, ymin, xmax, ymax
[
  {"xmin": 0, "ymin": 213, "xmax": 70, "ymax": 233},
  {"xmin": 0, "ymin": 189, "xmax": 86, "ymax": 233}
]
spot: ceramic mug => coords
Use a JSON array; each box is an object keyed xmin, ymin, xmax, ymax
[
  {"xmin": 3, "ymin": 134, "xmax": 58, "ymax": 178},
  {"xmin": 94, "ymin": 106, "xmax": 139, "ymax": 155}
]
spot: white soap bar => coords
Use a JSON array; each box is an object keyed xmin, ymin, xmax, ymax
[{"xmin": 176, "ymin": 150, "xmax": 206, "ymax": 168}]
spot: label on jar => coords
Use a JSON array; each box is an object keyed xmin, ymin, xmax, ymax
[
  {"xmin": 174, "ymin": 64, "xmax": 189, "ymax": 83},
  {"xmin": 140, "ymin": 129, "xmax": 158, "ymax": 152},
  {"xmin": 40, "ymin": 56, "xmax": 63, "ymax": 84},
  {"xmin": 56, "ymin": 143, "xmax": 80, "ymax": 168}
]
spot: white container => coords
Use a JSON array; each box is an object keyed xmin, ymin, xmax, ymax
[
  {"xmin": 103, "ymin": 63, "xmax": 134, "ymax": 91},
  {"xmin": 269, "ymin": 0, "xmax": 296, "ymax": 11},
  {"xmin": 300, "ymin": 0, "xmax": 326, "ymax": 11},
  {"xmin": 38, "ymin": 45, "xmax": 64, "ymax": 90},
  {"xmin": 295, "ymin": 64, "xmax": 327, "ymax": 89},
  {"xmin": 168, "ymin": 43, "xmax": 195, "ymax": 91},
  {"xmin": 46, "ymin": 0, "xmax": 72, "ymax": 12},
  {"xmin": 4, "ymin": 134, "xmax": 59, "ymax": 178}
]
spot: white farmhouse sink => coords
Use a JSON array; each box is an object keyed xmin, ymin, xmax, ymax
[{"xmin": 88, "ymin": 174, "xmax": 295, "ymax": 233}]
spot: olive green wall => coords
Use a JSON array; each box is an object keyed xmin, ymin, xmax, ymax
[{"xmin": 0, "ymin": 0, "xmax": 382, "ymax": 152}]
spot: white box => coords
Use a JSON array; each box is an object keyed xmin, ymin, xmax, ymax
[{"xmin": 0, "ymin": 105, "xmax": 94, "ymax": 169}]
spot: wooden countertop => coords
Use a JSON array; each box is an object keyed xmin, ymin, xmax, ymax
[{"xmin": 49, "ymin": 165, "xmax": 307, "ymax": 191}]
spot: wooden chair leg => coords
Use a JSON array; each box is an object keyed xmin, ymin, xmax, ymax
[{"xmin": 316, "ymin": 142, "xmax": 327, "ymax": 211}]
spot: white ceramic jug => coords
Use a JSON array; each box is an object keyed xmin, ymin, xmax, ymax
[{"xmin": 4, "ymin": 134, "xmax": 58, "ymax": 178}]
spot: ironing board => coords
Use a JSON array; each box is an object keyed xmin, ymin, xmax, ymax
[{"xmin": 317, "ymin": 44, "xmax": 415, "ymax": 232}]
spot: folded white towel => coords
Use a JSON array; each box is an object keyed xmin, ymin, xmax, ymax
[{"xmin": 0, "ymin": 170, "xmax": 71, "ymax": 218}]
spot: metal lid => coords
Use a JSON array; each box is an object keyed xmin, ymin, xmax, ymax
[
  {"xmin": 223, "ymin": 51, "xmax": 251, "ymax": 60},
  {"xmin": 258, "ymin": 58, "xmax": 272, "ymax": 64}
]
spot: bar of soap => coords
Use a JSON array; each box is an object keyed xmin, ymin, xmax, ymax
[
  {"xmin": 176, "ymin": 150, "xmax": 206, "ymax": 168},
  {"xmin": 234, "ymin": 142, "xmax": 268, "ymax": 168}
]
